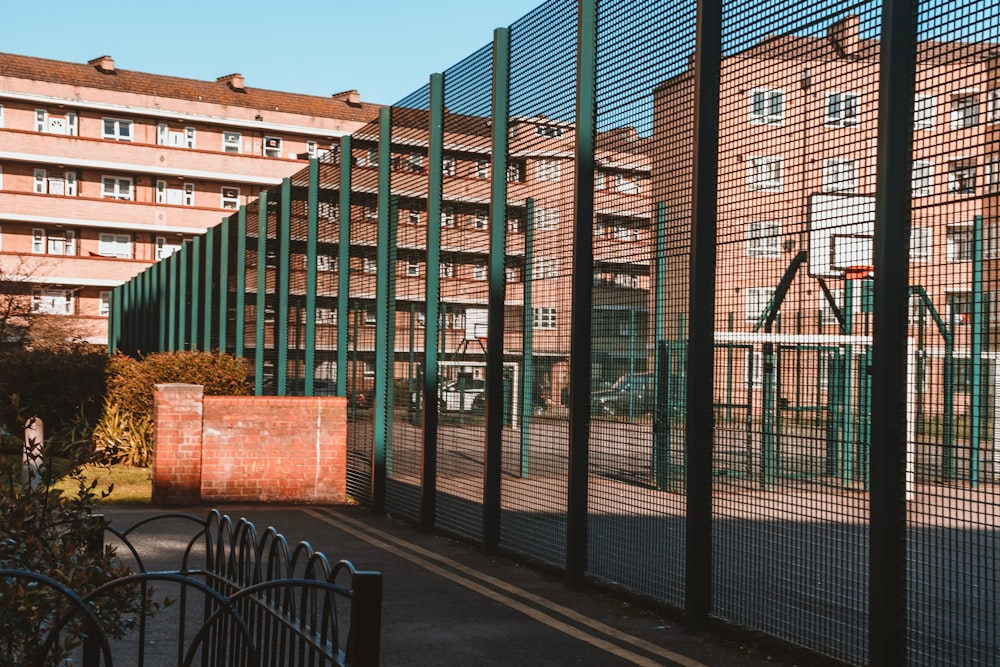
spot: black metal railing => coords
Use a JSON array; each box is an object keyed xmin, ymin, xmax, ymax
[{"xmin": 0, "ymin": 510, "xmax": 382, "ymax": 666}]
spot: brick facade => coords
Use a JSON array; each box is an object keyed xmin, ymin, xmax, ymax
[{"xmin": 152, "ymin": 384, "xmax": 347, "ymax": 505}]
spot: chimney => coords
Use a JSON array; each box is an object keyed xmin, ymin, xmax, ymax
[
  {"xmin": 217, "ymin": 73, "xmax": 246, "ymax": 92},
  {"xmin": 828, "ymin": 15, "xmax": 861, "ymax": 57},
  {"xmin": 332, "ymin": 90, "xmax": 362, "ymax": 107},
  {"xmin": 88, "ymin": 55, "xmax": 116, "ymax": 74}
]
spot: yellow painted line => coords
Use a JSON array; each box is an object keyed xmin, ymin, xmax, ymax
[{"xmin": 303, "ymin": 507, "xmax": 708, "ymax": 667}]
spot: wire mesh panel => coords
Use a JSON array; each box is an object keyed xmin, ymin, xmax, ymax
[
  {"xmin": 906, "ymin": 1, "xmax": 1000, "ymax": 663},
  {"xmin": 710, "ymin": 2, "xmax": 884, "ymax": 662}
]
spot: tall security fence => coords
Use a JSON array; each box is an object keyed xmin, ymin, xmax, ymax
[{"xmin": 111, "ymin": 0, "xmax": 1000, "ymax": 664}]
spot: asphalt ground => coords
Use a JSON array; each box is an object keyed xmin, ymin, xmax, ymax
[{"xmin": 101, "ymin": 504, "xmax": 801, "ymax": 667}]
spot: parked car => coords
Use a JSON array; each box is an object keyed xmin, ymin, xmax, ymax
[
  {"xmin": 439, "ymin": 378, "xmax": 485, "ymax": 412},
  {"xmin": 591, "ymin": 373, "xmax": 657, "ymax": 417}
]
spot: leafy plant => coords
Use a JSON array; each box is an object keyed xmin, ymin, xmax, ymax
[
  {"xmin": 92, "ymin": 399, "xmax": 154, "ymax": 467},
  {"xmin": 0, "ymin": 409, "xmax": 155, "ymax": 665}
]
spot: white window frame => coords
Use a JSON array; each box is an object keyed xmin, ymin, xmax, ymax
[
  {"xmin": 474, "ymin": 159, "xmax": 490, "ymax": 179},
  {"xmin": 405, "ymin": 259, "xmax": 420, "ymax": 277},
  {"xmin": 746, "ymin": 220, "xmax": 781, "ymax": 258},
  {"xmin": 950, "ymin": 92, "xmax": 979, "ymax": 130},
  {"xmin": 98, "ymin": 233, "xmax": 132, "ymax": 259},
  {"xmin": 472, "ymin": 264, "xmax": 488, "ymax": 280},
  {"xmin": 914, "ymin": 94, "xmax": 936, "ymax": 130},
  {"xmin": 536, "ymin": 159, "xmax": 561, "ymax": 181},
  {"xmin": 440, "ymin": 262, "xmax": 454, "ymax": 278},
  {"xmin": 986, "ymin": 154, "xmax": 1000, "ymax": 194},
  {"xmin": 182, "ymin": 183, "xmax": 195, "ymax": 206},
  {"xmin": 536, "ymin": 208, "xmax": 559, "ymax": 230},
  {"xmin": 745, "ymin": 287, "xmax": 776, "ymax": 322},
  {"xmin": 306, "ymin": 140, "xmax": 318, "ymax": 158},
  {"xmin": 33, "ymin": 169, "xmax": 46, "ymax": 194},
  {"xmin": 101, "ymin": 176, "xmax": 134, "ymax": 201},
  {"xmin": 155, "ymin": 237, "xmax": 182, "ymax": 260},
  {"xmin": 407, "ymin": 208, "xmax": 423, "ymax": 225},
  {"xmin": 825, "ymin": 91, "xmax": 860, "ymax": 127},
  {"xmin": 749, "ymin": 88, "xmax": 785, "ymax": 125},
  {"xmin": 316, "ymin": 255, "xmax": 336, "ymax": 272},
  {"xmin": 948, "ymin": 158, "xmax": 976, "ymax": 195},
  {"xmin": 442, "ymin": 155, "xmax": 456, "ymax": 176},
  {"xmin": 263, "ymin": 136, "xmax": 283, "ymax": 158},
  {"xmin": 223, "ymin": 131, "xmax": 242, "ymax": 153},
  {"xmin": 822, "ymin": 158, "xmax": 858, "ymax": 193},
  {"xmin": 363, "ymin": 257, "xmax": 378, "ymax": 274},
  {"xmin": 747, "ymin": 155, "xmax": 784, "ymax": 192},
  {"xmin": 102, "ymin": 117, "xmax": 133, "ymax": 141},
  {"xmin": 910, "ymin": 226, "xmax": 931, "ymax": 262},
  {"xmin": 32, "ymin": 228, "xmax": 44, "ymax": 253},
  {"xmin": 35, "ymin": 109, "xmax": 46, "ymax": 132},
  {"xmin": 440, "ymin": 205, "xmax": 455, "ymax": 227},
  {"xmin": 46, "ymin": 229, "xmax": 75, "ymax": 256},
  {"xmin": 99, "ymin": 291, "xmax": 111, "ymax": 317},
  {"xmin": 472, "ymin": 211, "xmax": 489, "ymax": 230},
  {"xmin": 221, "ymin": 187, "xmax": 240, "ymax": 209},
  {"xmin": 536, "ymin": 125, "xmax": 563, "ymax": 138},
  {"xmin": 31, "ymin": 288, "xmax": 73, "ymax": 316},
  {"xmin": 946, "ymin": 224, "xmax": 974, "ymax": 263},
  {"xmin": 507, "ymin": 161, "xmax": 523, "ymax": 183},
  {"xmin": 912, "ymin": 160, "xmax": 933, "ymax": 197},
  {"xmin": 532, "ymin": 257, "xmax": 559, "ymax": 279},
  {"xmin": 0, "ymin": 104, "xmax": 4, "ymax": 128},
  {"xmin": 533, "ymin": 307, "xmax": 557, "ymax": 330},
  {"xmin": 155, "ymin": 180, "xmax": 167, "ymax": 204}
]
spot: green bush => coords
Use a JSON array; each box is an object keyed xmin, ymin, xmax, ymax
[
  {"xmin": 97, "ymin": 351, "xmax": 251, "ymax": 466},
  {"xmin": 0, "ymin": 412, "xmax": 156, "ymax": 664},
  {"xmin": 0, "ymin": 343, "xmax": 107, "ymax": 441}
]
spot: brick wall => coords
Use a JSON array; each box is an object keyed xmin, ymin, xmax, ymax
[{"xmin": 152, "ymin": 384, "xmax": 347, "ymax": 505}]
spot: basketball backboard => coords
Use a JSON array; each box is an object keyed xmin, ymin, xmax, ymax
[{"xmin": 808, "ymin": 194, "xmax": 874, "ymax": 278}]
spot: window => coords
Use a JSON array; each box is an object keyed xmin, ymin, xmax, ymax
[
  {"xmin": 183, "ymin": 183, "xmax": 195, "ymax": 206},
  {"xmin": 405, "ymin": 153, "xmax": 423, "ymax": 173},
  {"xmin": 33, "ymin": 169, "xmax": 46, "ymax": 194},
  {"xmin": 825, "ymin": 92, "xmax": 859, "ymax": 127},
  {"xmin": 474, "ymin": 159, "xmax": 490, "ymax": 179},
  {"xmin": 533, "ymin": 307, "xmax": 557, "ymax": 330},
  {"xmin": 440, "ymin": 206, "xmax": 455, "ymax": 227},
  {"xmin": 750, "ymin": 88, "xmax": 784, "ymax": 125},
  {"xmin": 364, "ymin": 309, "xmax": 377, "ymax": 326},
  {"xmin": 407, "ymin": 208, "xmax": 422, "ymax": 225},
  {"xmin": 507, "ymin": 161, "xmax": 524, "ymax": 183},
  {"xmin": 223, "ymin": 131, "xmax": 242, "ymax": 153},
  {"xmin": 364, "ymin": 203, "xmax": 378, "ymax": 219},
  {"xmin": 532, "ymin": 257, "xmax": 559, "ymax": 279},
  {"xmin": 536, "ymin": 208, "xmax": 559, "ymax": 230},
  {"xmin": 950, "ymin": 93, "xmax": 979, "ymax": 129},
  {"xmin": 536, "ymin": 125, "xmax": 563, "ymax": 138},
  {"xmin": 987, "ymin": 155, "xmax": 1000, "ymax": 194},
  {"xmin": 221, "ymin": 187, "xmax": 240, "ymax": 209},
  {"xmin": 507, "ymin": 214, "xmax": 523, "ymax": 233},
  {"xmin": 31, "ymin": 289, "xmax": 73, "ymax": 315},
  {"xmin": 472, "ymin": 210, "xmax": 489, "ymax": 230},
  {"xmin": 910, "ymin": 226, "xmax": 931, "ymax": 262},
  {"xmin": 472, "ymin": 264, "xmax": 487, "ymax": 280},
  {"xmin": 47, "ymin": 171, "xmax": 77, "ymax": 197},
  {"xmin": 0, "ymin": 165, "xmax": 3, "ymax": 190},
  {"xmin": 947, "ymin": 225, "xmax": 973, "ymax": 262},
  {"xmin": 822, "ymin": 158, "xmax": 858, "ymax": 192},
  {"xmin": 99, "ymin": 291, "xmax": 111, "ymax": 317},
  {"xmin": 306, "ymin": 140, "xmax": 318, "ymax": 158},
  {"xmin": 442, "ymin": 155, "xmax": 456, "ymax": 176},
  {"xmin": 947, "ymin": 292, "xmax": 973, "ymax": 325},
  {"xmin": 990, "ymin": 90, "xmax": 1000, "ymax": 124},
  {"xmin": 34, "ymin": 109, "xmax": 46, "ymax": 132},
  {"xmin": 613, "ymin": 273, "xmax": 640, "ymax": 288},
  {"xmin": 746, "ymin": 220, "xmax": 781, "ymax": 258},
  {"xmin": 912, "ymin": 161, "xmax": 933, "ymax": 197},
  {"xmin": 356, "ymin": 148, "xmax": 378, "ymax": 168},
  {"xmin": 31, "ymin": 228, "xmax": 75, "ymax": 255},
  {"xmin": 263, "ymin": 136, "xmax": 283, "ymax": 157},
  {"xmin": 318, "ymin": 200, "xmax": 339, "ymax": 221},
  {"xmin": 155, "ymin": 237, "xmax": 182, "ymax": 259},
  {"xmin": 615, "ymin": 173, "xmax": 642, "ymax": 194},
  {"xmin": 405, "ymin": 259, "xmax": 420, "ymax": 277},
  {"xmin": 157, "ymin": 124, "xmax": 196, "ymax": 148},
  {"xmin": 363, "ymin": 257, "xmax": 378, "ymax": 274},
  {"xmin": 0, "ymin": 104, "xmax": 4, "ymax": 128},
  {"xmin": 948, "ymin": 158, "xmax": 976, "ymax": 195},
  {"xmin": 536, "ymin": 159, "xmax": 561, "ymax": 181},
  {"xmin": 99, "ymin": 233, "xmax": 131, "ymax": 259},
  {"xmin": 505, "ymin": 266, "xmax": 520, "ymax": 283},
  {"xmin": 914, "ymin": 95, "xmax": 936, "ymax": 130},
  {"xmin": 440, "ymin": 262, "xmax": 454, "ymax": 278},
  {"xmin": 101, "ymin": 176, "xmax": 133, "ymax": 200},
  {"xmin": 747, "ymin": 155, "xmax": 784, "ymax": 192},
  {"xmin": 316, "ymin": 255, "xmax": 336, "ymax": 271},
  {"xmin": 102, "ymin": 118, "xmax": 133, "ymax": 141},
  {"xmin": 315, "ymin": 307, "xmax": 337, "ymax": 325},
  {"xmin": 745, "ymin": 287, "xmax": 776, "ymax": 321}
]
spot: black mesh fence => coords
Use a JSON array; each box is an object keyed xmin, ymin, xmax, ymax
[{"xmin": 111, "ymin": 0, "xmax": 1000, "ymax": 663}]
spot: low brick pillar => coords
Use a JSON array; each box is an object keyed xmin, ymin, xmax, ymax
[{"xmin": 152, "ymin": 383, "xmax": 204, "ymax": 506}]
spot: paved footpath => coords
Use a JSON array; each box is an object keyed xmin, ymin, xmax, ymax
[{"xmin": 103, "ymin": 504, "xmax": 801, "ymax": 667}]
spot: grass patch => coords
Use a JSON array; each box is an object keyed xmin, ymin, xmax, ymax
[{"xmin": 56, "ymin": 464, "xmax": 152, "ymax": 505}]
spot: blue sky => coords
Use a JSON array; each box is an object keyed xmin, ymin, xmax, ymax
[{"xmin": 2, "ymin": 1, "xmax": 544, "ymax": 106}]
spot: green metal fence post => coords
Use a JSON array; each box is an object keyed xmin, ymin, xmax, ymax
[
  {"xmin": 235, "ymin": 207, "xmax": 247, "ymax": 359},
  {"xmin": 372, "ymin": 107, "xmax": 394, "ymax": 511},
  {"xmin": 217, "ymin": 218, "xmax": 230, "ymax": 354},
  {"xmin": 337, "ymin": 135, "xmax": 353, "ymax": 397},
  {"xmin": 190, "ymin": 235, "xmax": 201, "ymax": 351},
  {"xmin": 277, "ymin": 178, "xmax": 292, "ymax": 395},
  {"xmin": 520, "ymin": 198, "xmax": 534, "ymax": 479},
  {"xmin": 421, "ymin": 73, "xmax": 444, "ymax": 531},
  {"xmin": 203, "ymin": 225, "xmax": 216, "ymax": 350},
  {"xmin": 255, "ymin": 190, "xmax": 269, "ymax": 395},
  {"xmin": 167, "ymin": 252, "xmax": 178, "ymax": 351},
  {"xmin": 157, "ymin": 259, "xmax": 167, "ymax": 352},
  {"xmin": 178, "ymin": 243, "xmax": 188, "ymax": 351},
  {"xmin": 305, "ymin": 158, "xmax": 320, "ymax": 395},
  {"xmin": 870, "ymin": 0, "xmax": 917, "ymax": 658},
  {"xmin": 687, "ymin": 0, "xmax": 722, "ymax": 632},
  {"xmin": 567, "ymin": 0, "xmax": 597, "ymax": 587}
]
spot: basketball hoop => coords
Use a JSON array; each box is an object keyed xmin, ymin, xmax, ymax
[{"xmin": 844, "ymin": 265, "xmax": 873, "ymax": 280}]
